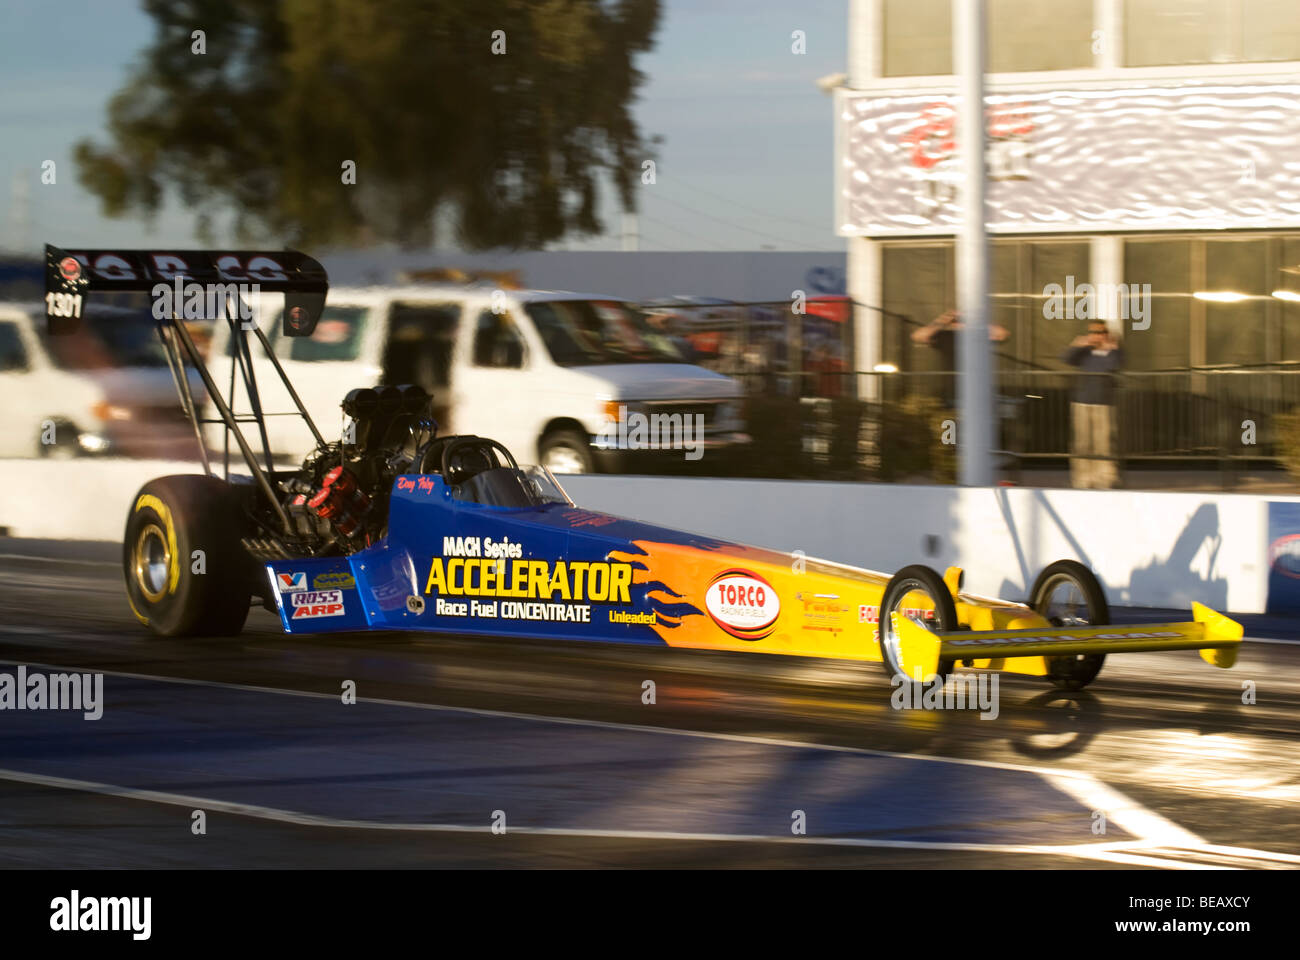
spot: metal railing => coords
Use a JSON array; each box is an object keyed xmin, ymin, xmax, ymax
[{"xmin": 717, "ymin": 368, "xmax": 1300, "ymax": 487}]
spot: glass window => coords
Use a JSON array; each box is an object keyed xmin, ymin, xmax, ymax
[
  {"xmin": 1279, "ymin": 238, "xmax": 1300, "ymax": 362},
  {"xmin": 884, "ymin": 0, "xmax": 1094, "ymax": 76},
  {"xmin": 274, "ymin": 305, "xmax": 370, "ymax": 362},
  {"xmin": 1124, "ymin": 239, "xmax": 1192, "ymax": 370},
  {"xmin": 1127, "ymin": 0, "xmax": 1300, "ymax": 66},
  {"xmin": 882, "ymin": 243, "xmax": 953, "ymax": 371},
  {"xmin": 381, "ymin": 302, "xmax": 461, "ymax": 388},
  {"xmin": 524, "ymin": 300, "xmax": 683, "ymax": 366},
  {"xmin": 1205, "ymin": 239, "xmax": 1267, "ymax": 366},
  {"xmin": 472, "ymin": 310, "xmax": 525, "ymax": 368},
  {"xmin": 1242, "ymin": 0, "xmax": 1300, "ymax": 62},
  {"xmin": 0, "ymin": 321, "xmax": 29, "ymax": 372},
  {"xmin": 883, "ymin": 0, "xmax": 952, "ymax": 76},
  {"xmin": 989, "ymin": 0, "xmax": 1093, "ymax": 72},
  {"xmin": 1029, "ymin": 242, "xmax": 1091, "ymax": 368}
]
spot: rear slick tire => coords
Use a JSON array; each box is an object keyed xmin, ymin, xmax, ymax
[{"xmin": 123, "ymin": 475, "xmax": 253, "ymax": 637}]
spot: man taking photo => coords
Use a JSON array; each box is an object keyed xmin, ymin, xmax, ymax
[{"xmin": 1061, "ymin": 321, "xmax": 1123, "ymax": 489}]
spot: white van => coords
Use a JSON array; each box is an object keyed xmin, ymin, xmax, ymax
[
  {"xmin": 205, "ymin": 285, "xmax": 749, "ymax": 473},
  {"xmin": 0, "ymin": 303, "xmax": 202, "ymax": 458}
]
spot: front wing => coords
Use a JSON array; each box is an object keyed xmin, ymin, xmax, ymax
[{"xmin": 891, "ymin": 602, "xmax": 1244, "ymax": 682}]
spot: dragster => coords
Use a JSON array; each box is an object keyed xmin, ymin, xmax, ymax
[{"xmin": 44, "ymin": 244, "xmax": 1243, "ymax": 694}]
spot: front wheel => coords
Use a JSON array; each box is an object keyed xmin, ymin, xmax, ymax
[
  {"xmin": 539, "ymin": 428, "xmax": 594, "ymax": 475},
  {"xmin": 123, "ymin": 475, "xmax": 253, "ymax": 637},
  {"xmin": 1029, "ymin": 559, "xmax": 1109, "ymax": 690},
  {"xmin": 877, "ymin": 564, "xmax": 958, "ymax": 694}
]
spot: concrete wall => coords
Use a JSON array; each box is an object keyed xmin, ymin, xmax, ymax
[
  {"xmin": 563, "ymin": 476, "xmax": 1279, "ymax": 613},
  {"xmin": 0, "ymin": 458, "xmax": 1286, "ymax": 613}
]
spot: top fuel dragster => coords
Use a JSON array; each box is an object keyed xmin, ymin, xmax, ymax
[{"xmin": 44, "ymin": 244, "xmax": 1243, "ymax": 694}]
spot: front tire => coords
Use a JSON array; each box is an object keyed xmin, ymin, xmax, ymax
[
  {"xmin": 539, "ymin": 428, "xmax": 595, "ymax": 475},
  {"xmin": 877, "ymin": 564, "xmax": 958, "ymax": 693},
  {"xmin": 1029, "ymin": 559, "xmax": 1109, "ymax": 690},
  {"xmin": 123, "ymin": 475, "xmax": 253, "ymax": 637}
]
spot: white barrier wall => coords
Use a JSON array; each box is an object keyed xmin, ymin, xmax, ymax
[
  {"xmin": 0, "ymin": 458, "xmax": 1288, "ymax": 612},
  {"xmin": 563, "ymin": 476, "xmax": 1279, "ymax": 613},
  {"xmin": 0, "ymin": 459, "xmax": 203, "ymax": 543}
]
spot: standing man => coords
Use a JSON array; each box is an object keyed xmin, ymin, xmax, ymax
[{"xmin": 1061, "ymin": 321, "xmax": 1123, "ymax": 489}]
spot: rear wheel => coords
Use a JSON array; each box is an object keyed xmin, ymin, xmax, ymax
[
  {"xmin": 877, "ymin": 564, "xmax": 958, "ymax": 693},
  {"xmin": 123, "ymin": 475, "xmax": 253, "ymax": 637},
  {"xmin": 1029, "ymin": 559, "xmax": 1109, "ymax": 690}
]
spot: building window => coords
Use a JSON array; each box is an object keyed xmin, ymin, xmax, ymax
[
  {"xmin": 883, "ymin": 0, "xmax": 1094, "ymax": 77},
  {"xmin": 882, "ymin": 0, "xmax": 952, "ymax": 77},
  {"xmin": 989, "ymin": 0, "xmax": 1093, "ymax": 73},
  {"xmin": 1123, "ymin": 239, "xmax": 1192, "ymax": 370},
  {"xmin": 1126, "ymin": 0, "xmax": 1300, "ymax": 67},
  {"xmin": 882, "ymin": 242, "xmax": 953, "ymax": 368}
]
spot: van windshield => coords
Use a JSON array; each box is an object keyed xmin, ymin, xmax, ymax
[
  {"xmin": 44, "ymin": 307, "xmax": 171, "ymax": 370},
  {"xmin": 525, "ymin": 300, "xmax": 686, "ymax": 366}
]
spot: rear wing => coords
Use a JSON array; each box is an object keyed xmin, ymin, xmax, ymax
[
  {"xmin": 891, "ymin": 601, "xmax": 1244, "ymax": 682},
  {"xmin": 43, "ymin": 243, "xmax": 333, "ymax": 534},
  {"xmin": 43, "ymin": 244, "xmax": 328, "ymax": 337}
]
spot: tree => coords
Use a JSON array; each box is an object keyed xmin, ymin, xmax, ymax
[{"xmin": 75, "ymin": 0, "xmax": 662, "ymax": 248}]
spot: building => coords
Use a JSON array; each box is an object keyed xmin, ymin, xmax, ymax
[{"xmin": 839, "ymin": 0, "xmax": 1300, "ymax": 381}]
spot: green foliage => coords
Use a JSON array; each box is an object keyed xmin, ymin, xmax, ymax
[
  {"xmin": 75, "ymin": 0, "xmax": 662, "ymax": 248},
  {"xmin": 1274, "ymin": 407, "xmax": 1300, "ymax": 483}
]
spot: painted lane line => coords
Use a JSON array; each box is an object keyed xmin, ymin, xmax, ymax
[{"xmin": 0, "ymin": 766, "xmax": 1224, "ymax": 867}]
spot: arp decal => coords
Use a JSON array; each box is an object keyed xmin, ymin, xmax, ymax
[
  {"xmin": 291, "ymin": 590, "xmax": 345, "ymax": 619},
  {"xmin": 705, "ymin": 569, "xmax": 780, "ymax": 640},
  {"xmin": 277, "ymin": 571, "xmax": 307, "ymax": 592}
]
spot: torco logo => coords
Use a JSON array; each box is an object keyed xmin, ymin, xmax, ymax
[
  {"xmin": 1269, "ymin": 534, "xmax": 1300, "ymax": 579},
  {"xmin": 705, "ymin": 569, "xmax": 780, "ymax": 640}
]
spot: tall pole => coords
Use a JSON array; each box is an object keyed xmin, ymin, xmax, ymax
[{"xmin": 954, "ymin": 0, "xmax": 994, "ymax": 486}]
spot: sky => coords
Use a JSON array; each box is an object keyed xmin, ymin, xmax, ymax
[{"xmin": 0, "ymin": 0, "xmax": 849, "ymax": 255}]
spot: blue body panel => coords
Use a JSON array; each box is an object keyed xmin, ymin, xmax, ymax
[{"xmin": 266, "ymin": 474, "xmax": 718, "ymax": 643}]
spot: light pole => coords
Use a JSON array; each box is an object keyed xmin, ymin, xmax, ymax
[{"xmin": 954, "ymin": 0, "xmax": 994, "ymax": 487}]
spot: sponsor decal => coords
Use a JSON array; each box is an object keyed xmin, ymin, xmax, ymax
[
  {"xmin": 58, "ymin": 257, "xmax": 82, "ymax": 281},
  {"xmin": 424, "ymin": 556, "xmax": 632, "ymax": 603},
  {"xmin": 396, "ymin": 476, "xmax": 438, "ymax": 495},
  {"xmin": 609, "ymin": 610, "xmax": 657, "ymax": 625},
  {"xmin": 1268, "ymin": 533, "xmax": 1300, "ymax": 580},
  {"xmin": 859, "ymin": 604, "xmax": 879, "ymax": 624},
  {"xmin": 705, "ymin": 569, "xmax": 780, "ymax": 640},
  {"xmin": 424, "ymin": 538, "xmax": 633, "ymax": 625},
  {"xmin": 313, "ymin": 571, "xmax": 356, "ymax": 590},
  {"xmin": 277, "ymin": 571, "xmax": 306, "ymax": 592},
  {"xmin": 797, "ymin": 592, "xmax": 847, "ymax": 635},
  {"xmin": 290, "ymin": 589, "xmax": 345, "ymax": 619}
]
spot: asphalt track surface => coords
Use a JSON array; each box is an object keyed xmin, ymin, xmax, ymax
[{"xmin": 1, "ymin": 538, "xmax": 1298, "ymax": 869}]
